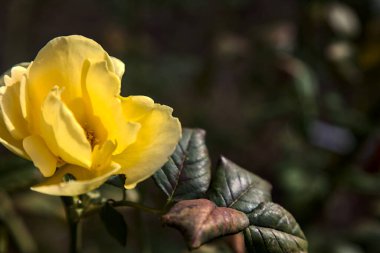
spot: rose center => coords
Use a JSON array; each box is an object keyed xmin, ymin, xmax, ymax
[{"xmin": 84, "ymin": 127, "xmax": 98, "ymax": 148}]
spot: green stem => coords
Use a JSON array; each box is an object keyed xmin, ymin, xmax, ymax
[
  {"xmin": 122, "ymin": 188, "xmax": 126, "ymax": 201},
  {"xmin": 112, "ymin": 200, "xmax": 164, "ymax": 215},
  {"xmin": 61, "ymin": 197, "xmax": 81, "ymax": 253},
  {"xmin": 68, "ymin": 219, "xmax": 80, "ymax": 253}
]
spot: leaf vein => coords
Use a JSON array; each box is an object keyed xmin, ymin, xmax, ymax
[
  {"xmin": 272, "ymin": 230, "xmax": 286, "ymax": 253},
  {"xmin": 178, "ymin": 170, "xmax": 209, "ymax": 183},
  {"xmin": 229, "ymin": 183, "xmax": 267, "ymax": 210},
  {"xmin": 225, "ymin": 174, "xmax": 235, "ymax": 205},
  {"xmin": 257, "ymin": 228, "xmax": 269, "ymax": 252},
  {"xmin": 168, "ymin": 130, "xmax": 193, "ymax": 200},
  {"xmin": 253, "ymin": 226, "xmax": 306, "ymax": 242}
]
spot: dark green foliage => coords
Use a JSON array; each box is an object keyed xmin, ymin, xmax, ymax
[
  {"xmin": 207, "ymin": 156, "xmax": 272, "ymax": 213},
  {"xmin": 157, "ymin": 135, "xmax": 307, "ymax": 252},
  {"xmin": 100, "ymin": 202, "xmax": 128, "ymax": 246},
  {"xmin": 244, "ymin": 202, "xmax": 308, "ymax": 253},
  {"xmin": 205, "ymin": 158, "xmax": 306, "ymax": 252},
  {"xmin": 153, "ymin": 128, "xmax": 211, "ymax": 201},
  {"xmin": 244, "ymin": 226, "xmax": 307, "ymax": 253}
]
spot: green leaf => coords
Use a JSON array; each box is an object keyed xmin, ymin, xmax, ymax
[
  {"xmin": 244, "ymin": 202, "xmax": 308, "ymax": 253},
  {"xmin": 207, "ymin": 156, "xmax": 272, "ymax": 213},
  {"xmin": 162, "ymin": 199, "xmax": 249, "ymax": 249},
  {"xmin": 153, "ymin": 128, "xmax": 211, "ymax": 201},
  {"xmin": 100, "ymin": 202, "xmax": 128, "ymax": 246}
]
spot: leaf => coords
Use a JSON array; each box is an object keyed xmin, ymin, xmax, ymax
[
  {"xmin": 99, "ymin": 202, "xmax": 128, "ymax": 246},
  {"xmin": 153, "ymin": 128, "xmax": 211, "ymax": 201},
  {"xmin": 162, "ymin": 199, "xmax": 249, "ymax": 249},
  {"xmin": 207, "ymin": 156, "xmax": 272, "ymax": 213},
  {"xmin": 244, "ymin": 202, "xmax": 308, "ymax": 253}
]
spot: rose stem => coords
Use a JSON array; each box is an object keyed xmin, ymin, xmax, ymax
[{"xmin": 61, "ymin": 196, "xmax": 81, "ymax": 253}]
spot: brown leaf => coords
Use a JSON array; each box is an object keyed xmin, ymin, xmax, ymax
[{"xmin": 162, "ymin": 199, "xmax": 249, "ymax": 249}]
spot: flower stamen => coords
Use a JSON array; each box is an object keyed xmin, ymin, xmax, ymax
[{"xmin": 85, "ymin": 128, "xmax": 98, "ymax": 148}]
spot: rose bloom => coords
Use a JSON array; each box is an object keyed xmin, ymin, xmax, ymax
[{"xmin": 0, "ymin": 35, "xmax": 181, "ymax": 196}]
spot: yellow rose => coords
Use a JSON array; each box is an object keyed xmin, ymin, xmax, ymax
[{"xmin": 0, "ymin": 35, "xmax": 181, "ymax": 196}]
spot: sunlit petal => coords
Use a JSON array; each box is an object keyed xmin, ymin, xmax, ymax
[
  {"xmin": 121, "ymin": 96, "xmax": 155, "ymax": 121},
  {"xmin": 27, "ymin": 35, "xmax": 114, "ymax": 125},
  {"xmin": 23, "ymin": 135, "xmax": 57, "ymax": 177},
  {"xmin": 0, "ymin": 111, "xmax": 28, "ymax": 159},
  {"xmin": 40, "ymin": 86, "xmax": 92, "ymax": 168},
  {"xmin": 85, "ymin": 60, "xmax": 140, "ymax": 154},
  {"xmin": 113, "ymin": 102, "xmax": 181, "ymax": 189},
  {"xmin": 31, "ymin": 162, "xmax": 121, "ymax": 196},
  {"xmin": 92, "ymin": 140, "xmax": 117, "ymax": 171},
  {"xmin": 110, "ymin": 56, "xmax": 125, "ymax": 80},
  {"xmin": 0, "ymin": 69, "xmax": 29, "ymax": 139}
]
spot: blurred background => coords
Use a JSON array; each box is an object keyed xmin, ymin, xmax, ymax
[{"xmin": 1, "ymin": 0, "xmax": 380, "ymax": 252}]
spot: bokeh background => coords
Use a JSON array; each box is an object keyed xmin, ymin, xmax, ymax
[{"xmin": 1, "ymin": 0, "xmax": 380, "ymax": 252}]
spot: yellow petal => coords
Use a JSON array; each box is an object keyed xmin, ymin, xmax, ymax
[
  {"xmin": 40, "ymin": 87, "xmax": 92, "ymax": 168},
  {"xmin": 10, "ymin": 66, "xmax": 27, "ymax": 82},
  {"xmin": 27, "ymin": 35, "xmax": 114, "ymax": 125},
  {"xmin": 85, "ymin": 60, "xmax": 140, "ymax": 154},
  {"xmin": 0, "ymin": 109, "xmax": 28, "ymax": 159},
  {"xmin": 124, "ymin": 183, "xmax": 137, "ymax": 190},
  {"xmin": 23, "ymin": 135, "xmax": 57, "ymax": 177},
  {"xmin": 0, "ymin": 63, "xmax": 30, "ymax": 86},
  {"xmin": 31, "ymin": 162, "xmax": 121, "ymax": 196},
  {"xmin": 121, "ymin": 96, "xmax": 155, "ymax": 121},
  {"xmin": 0, "ymin": 76, "xmax": 29, "ymax": 139},
  {"xmin": 0, "ymin": 63, "xmax": 31, "ymax": 158},
  {"xmin": 3, "ymin": 75, "xmax": 12, "ymax": 86},
  {"xmin": 110, "ymin": 56, "xmax": 125, "ymax": 79},
  {"xmin": 19, "ymin": 74, "xmax": 30, "ymax": 121},
  {"xmin": 92, "ymin": 140, "xmax": 116, "ymax": 171},
  {"xmin": 113, "ymin": 102, "xmax": 181, "ymax": 188}
]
